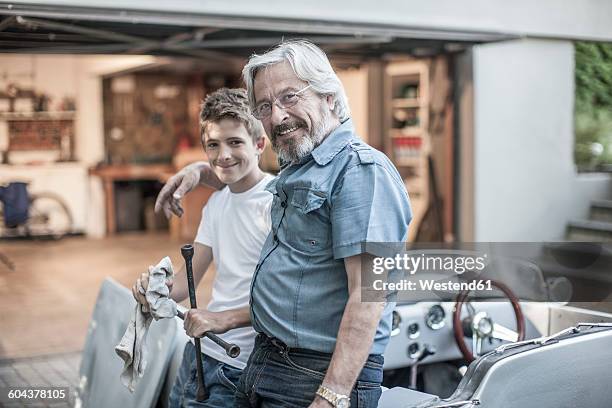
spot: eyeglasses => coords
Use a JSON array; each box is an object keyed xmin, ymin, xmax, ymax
[{"xmin": 251, "ymin": 85, "xmax": 312, "ymax": 119}]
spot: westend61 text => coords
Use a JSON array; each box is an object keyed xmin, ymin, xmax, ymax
[{"xmin": 372, "ymin": 279, "xmax": 493, "ymax": 292}]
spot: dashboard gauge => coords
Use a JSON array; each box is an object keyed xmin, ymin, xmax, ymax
[
  {"xmin": 391, "ymin": 310, "xmax": 401, "ymax": 336},
  {"xmin": 425, "ymin": 304, "xmax": 446, "ymax": 330},
  {"xmin": 407, "ymin": 322, "xmax": 420, "ymax": 339},
  {"xmin": 408, "ymin": 342, "xmax": 420, "ymax": 359}
]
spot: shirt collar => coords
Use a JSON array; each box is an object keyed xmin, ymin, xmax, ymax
[{"xmin": 311, "ymin": 119, "xmax": 354, "ymax": 166}]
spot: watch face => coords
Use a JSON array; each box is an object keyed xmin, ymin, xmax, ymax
[{"xmin": 337, "ymin": 398, "xmax": 350, "ymax": 408}]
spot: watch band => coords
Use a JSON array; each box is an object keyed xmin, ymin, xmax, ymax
[{"xmin": 316, "ymin": 385, "xmax": 350, "ymax": 407}]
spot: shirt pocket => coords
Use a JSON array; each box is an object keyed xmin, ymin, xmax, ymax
[
  {"xmin": 290, "ymin": 187, "xmax": 327, "ymax": 214},
  {"xmin": 287, "ymin": 187, "xmax": 330, "ymax": 252}
]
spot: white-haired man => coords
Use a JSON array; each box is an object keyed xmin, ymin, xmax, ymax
[{"xmin": 156, "ymin": 41, "xmax": 412, "ymax": 407}]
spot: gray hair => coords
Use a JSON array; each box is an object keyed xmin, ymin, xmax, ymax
[{"xmin": 242, "ymin": 40, "xmax": 351, "ymax": 121}]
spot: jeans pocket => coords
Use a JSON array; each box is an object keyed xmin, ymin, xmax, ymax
[
  {"xmin": 281, "ymin": 352, "xmax": 327, "ymax": 380},
  {"xmin": 363, "ymin": 354, "xmax": 384, "ymax": 370},
  {"xmin": 216, "ymin": 364, "xmax": 241, "ymax": 393},
  {"xmin": 355, "ymin": 358, "xmax": 383, "ymax": 408},
  {"xmin": 356, "ymin": 380, "xmax": 381, "ymax": 390},
  {"xmin": 356, "ymin": 381, "xmax": 382, "ymax": 408}
]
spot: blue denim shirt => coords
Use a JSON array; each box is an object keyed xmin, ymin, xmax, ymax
[{"xmin": 250, "ymin": 119, "xmax": 412, "ymax": 354}]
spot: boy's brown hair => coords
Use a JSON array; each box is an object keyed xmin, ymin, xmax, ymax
[{"xmin": 200, "ymin": 88, "xmax": 264, "ymax": 142}]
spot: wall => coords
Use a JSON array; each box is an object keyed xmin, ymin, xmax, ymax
[
  {"xmin": 472, "ymin": 39, "xmax": 611, "ymax": 241},
  {"xmin": 456, "ymin": 50, "xmax": 475, "ymax": 241},
  {"xmin": 0, "ymin": 54, "xmax": 78, "ymax": 104},
  {"xmin": 0, "ymin": 162, "xmax": 88, "ymax": 232},
  {"xmin": 0, "ymin": 54, "xmax": 153, "ymax": 165},
  {"xmin": 337, "ymin": 67, "xmax": 368, "ymax": 141},
  {"xmin": 0, "ymin": 54, "xmax": 157, "ymax": 237}
]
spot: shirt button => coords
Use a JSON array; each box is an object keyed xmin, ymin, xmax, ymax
[
  {"xmin": 273, "ymin": 234, "xmax": 278, "ymax": 241},
  {"xmin": 281, "ymin": 201, "xmax": 287, "ymax": 208}
]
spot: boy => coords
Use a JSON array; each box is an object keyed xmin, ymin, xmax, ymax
[{"xmin": 132, "ymin": 88, "xmax": 273, "ymax": 407}]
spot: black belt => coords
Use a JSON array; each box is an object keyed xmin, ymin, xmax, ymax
[
  {"xmin": 258, "ymin": 332, "xmax": 290, "ymax": 353},
  {"xmin": 258, "ymin": 333, "xmax": 331, "ymax": 357}
]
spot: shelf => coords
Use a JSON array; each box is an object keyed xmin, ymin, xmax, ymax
[
  {"xmin": 394, "ymin": 157, "xmax": 423, "ymax": 167},
  {"xmin": 385, "ymin": 61, "xmax": 432, "ymax": 243},
  {"xmin": 392, "ymin": 98, "xmax": 421, "ymax": 108},
  {"xmin": 390, "ymin": 128, "xmax": 423, "ymax": 137},
  {"xmin": 0, "ymin": 111, "xmax": 76, "ymax": 121}
]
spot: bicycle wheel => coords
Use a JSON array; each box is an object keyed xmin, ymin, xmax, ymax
[
  {"xmin": 26, "ymin": 193, "xmax": 73, "ymax": 239},
  {"xmin": 0, "ymin": 200, "xmax": 22, "ymax": 239},
  {"xmin": 0, "ymin": 203, "xmax": 6, "ymax": 237}
]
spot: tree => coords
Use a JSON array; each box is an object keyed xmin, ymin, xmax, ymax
[{"xmin": 574, "ymin": 42, "xmax": 612, "ymax": 170}]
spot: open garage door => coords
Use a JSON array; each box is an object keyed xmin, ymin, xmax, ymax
[
  {"xmin": 0, "ymin": 1, "xmax": 498, "ymax": 240},
  {"xmin": 0, "ymin": 1, "xmax": 515, "ymax": 59}
]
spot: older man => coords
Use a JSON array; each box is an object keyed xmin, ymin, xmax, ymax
[{"xmin": 157, "ymin": 41, "xmax": 412, "ymax": 408}]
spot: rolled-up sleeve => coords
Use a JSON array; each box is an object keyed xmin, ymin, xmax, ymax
[{"xmin": 331, "ymin": 162, "xmax": 413, "ymax": 260}]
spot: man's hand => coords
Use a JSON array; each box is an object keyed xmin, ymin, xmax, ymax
[
  {"xmin": 183, "ymin": 309, "xmax": 231, "ymax": 338},
  {"xmin": 183, "ymin": 307, "xmax": 251, "ymax": 338},
  {"xmin": 155, "ymin": 161, "xmax": 205, "ymax": 219},
  {"xmin": 154, "ymin": 161, "xmax": 225, "ymax": 219},
  {"xmin": 131, "ymin": 267, "xmax": 174, "ymax": 312}
]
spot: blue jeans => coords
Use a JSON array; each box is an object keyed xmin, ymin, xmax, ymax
[
  {"xmin": 235, "ymin": 334, "xmax": 384, "ymax": 407},
  {"xmin": 168, "ymin": 341, "xmax": 242, "ymax": 408}
]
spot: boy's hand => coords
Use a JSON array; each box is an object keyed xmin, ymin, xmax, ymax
[
  {"xmin": 131, "ymin": 268, "xmax": 174, "ymax": 312},
  {"xmin": 184, "ymin": 309, "xmax": 230, "ymax": 338},
  {"xmin": 154, "ymin": 161, "xmax": 225, "ymax": 219},
  {"xmin": 131, "ymin": 270, "xmax": 150, "ymax": 312}
]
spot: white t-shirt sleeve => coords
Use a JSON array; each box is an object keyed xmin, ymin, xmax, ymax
[
  {"xmin": 263, "ymin": 196, "xmax": 272, "ymax": 234},
  {"xmin": 194, "ymin": 197, "xmax": 216, "ymax": 247}
]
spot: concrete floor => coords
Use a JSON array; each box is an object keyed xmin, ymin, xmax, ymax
[
  {"xmin": 0, "ymin": 351, "xmax": 80, "ymax": 407},
  {"xmin": 0, "ymin": 232, "xmax": 215, "ymax": 359}
]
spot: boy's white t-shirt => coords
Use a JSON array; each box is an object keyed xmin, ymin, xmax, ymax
[{"xmin": 193, "ymin": 174, "xmax": 274, "ymax": 369}]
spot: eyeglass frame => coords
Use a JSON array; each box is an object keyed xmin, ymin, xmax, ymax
[{"xmin": 251, "ymin": 84, "xmax": 313, "ymax": 119}]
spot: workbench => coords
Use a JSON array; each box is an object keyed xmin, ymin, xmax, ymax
[{"xmin": 89, "ymin": 163, "xmax": 213, "ymax": 240}]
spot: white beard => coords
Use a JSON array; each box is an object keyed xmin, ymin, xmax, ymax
[{"xmin": 274, "ymin": 107, "xmax": 334, "ymax": 164}]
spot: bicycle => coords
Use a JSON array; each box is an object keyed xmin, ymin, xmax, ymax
[{"xmin": 0, "ymin": 181, "xmax": 74, "ymax": 240}]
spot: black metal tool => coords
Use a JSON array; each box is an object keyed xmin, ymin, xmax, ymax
[
  {"xmin": 181, "ymin": 244, "xmax": 207, "ymax": 402},
  {"xmin": 176, "ymin": 310, "xmax": 241, "ymax": 358}
]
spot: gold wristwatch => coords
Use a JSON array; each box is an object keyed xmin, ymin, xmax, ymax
[{"xmin": 316, "ymin": 385, "xmax": 350, "ymax": 408}]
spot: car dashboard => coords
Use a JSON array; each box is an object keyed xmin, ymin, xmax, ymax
[{"xmin": 383, "ymin": 301, "xmax": 542, "ymax": 369}]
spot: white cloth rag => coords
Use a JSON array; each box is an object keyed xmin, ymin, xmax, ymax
[{"xmin": 114, "ymin": 256, "xmax": 177, "ymax": 392}]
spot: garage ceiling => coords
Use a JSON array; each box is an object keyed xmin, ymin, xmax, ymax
[{"xmin": 0, "ymin": 3, "xmax": 517, "ymax": 62}]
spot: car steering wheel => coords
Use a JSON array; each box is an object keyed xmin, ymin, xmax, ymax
[{"xmin": 452, "ymin": 279, "xmax": 526, "ymax": 363}]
